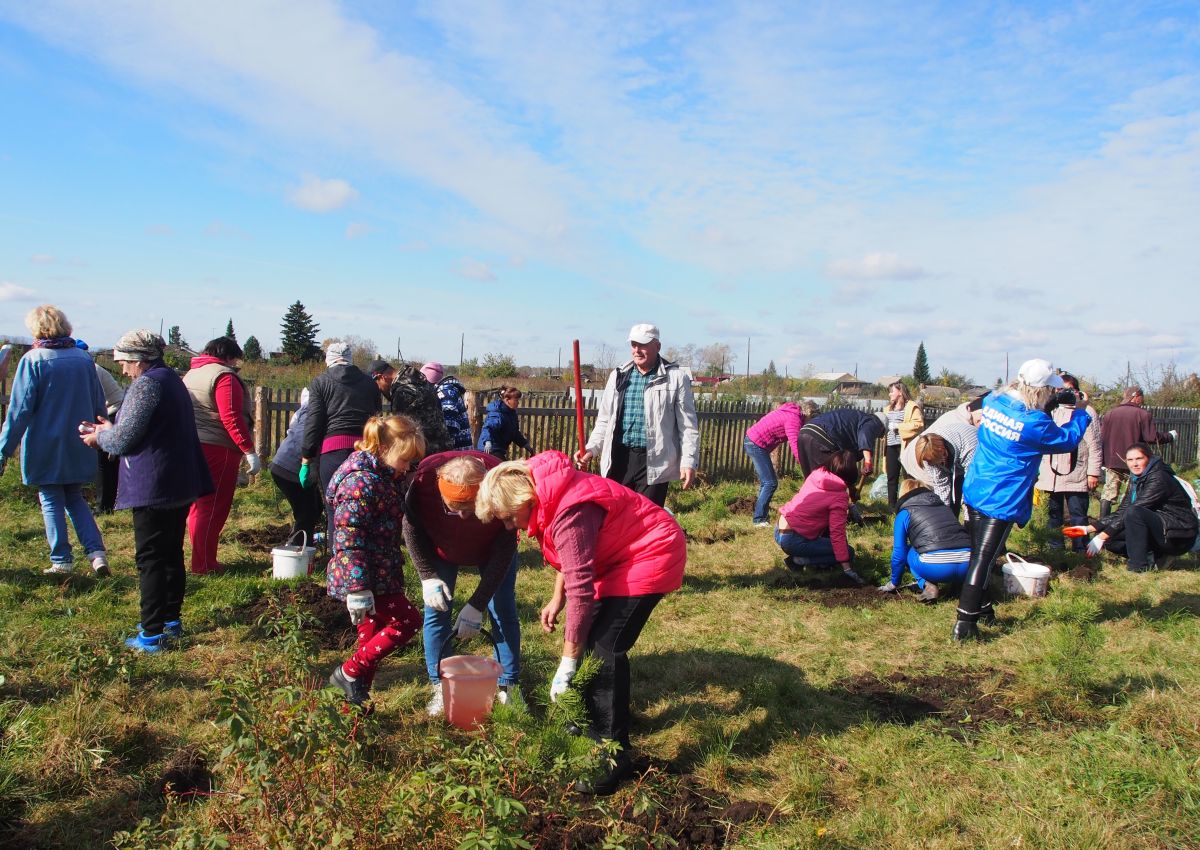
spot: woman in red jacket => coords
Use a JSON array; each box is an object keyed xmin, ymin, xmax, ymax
[
  {"xmin": 775, "ymin": 450, "xmax": 867, "ymax": 585},
  {"xmin": 476, "ymin": 450, "xmax": 685, "ymax": 795}
]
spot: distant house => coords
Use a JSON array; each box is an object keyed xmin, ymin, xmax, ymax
[
  {"xmin": 919, "ymin": 384, "xmax": 962, "ymax": 403},
  {"xmin": 813, "ymin": 372, "xmax": 868, "ymax": 395},
  {"xmin": 876, "ymin": 374, "xmax": 903, "ymax": 387},
  {"xmin": 690, "ymin": 371, "xmax": 734, "ymax": 387}
]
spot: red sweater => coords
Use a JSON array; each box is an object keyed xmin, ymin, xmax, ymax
[{"xmin": 779, "ymin": 467, "xmax": 851, "ymax": 562}]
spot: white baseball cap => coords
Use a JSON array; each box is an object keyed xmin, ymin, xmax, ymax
[
  {"xmin": 1017, "ymin": 358, "xmax": 1065, "ymax": 389},
  {"xmin": 628, "ymin": 323, "xmax": 660, "ymax": 344}
]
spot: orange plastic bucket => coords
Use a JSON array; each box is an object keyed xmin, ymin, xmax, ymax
[{"xmin": 439, "ymin": 654, "xmax": 502, "ymax": 729}]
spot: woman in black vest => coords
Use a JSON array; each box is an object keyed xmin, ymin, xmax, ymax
[{"xmin": 878, "ymin": 480, "xmax": 972, "ymax": 602}]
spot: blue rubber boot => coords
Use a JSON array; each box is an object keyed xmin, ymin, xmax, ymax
[{"xmin": 125, "ymin": 628, "xmax": 167, "ymax": 653}]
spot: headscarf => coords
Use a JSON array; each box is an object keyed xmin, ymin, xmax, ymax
[
  {"xmin": 326, "ymin": 341, "xmax": 351, "ymax": 367},
  {"xmin": 113, "ymin": 329, "xmax": 166, "ymax": 362}
]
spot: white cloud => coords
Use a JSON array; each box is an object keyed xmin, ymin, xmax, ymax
[
  {"xmin": 29, "ymin": 253, "xmax": 54, "ymax": 264},
  {"xmin": 345, "ymin": 221, "xmax": 371, "ymax": 239},
  {"xmin": 0, "ymin": 282, "xmax": 37, "ymax": 301},
  {"xmin": 288, "ymin": 175, "xmax": 358, "ymax": 213},
  {"xmin": 1092, "ymin": 321, "xmax": 1153, "ymax": 336},
  {"xmin": 826, "ymin": 252, "xmax": 927, "ymax": 281},
  {"xmin": 1147, "ymin": 334, "xmax": 1186, "ymax": 348},
  {"xmin": 454, "ymin": 258, "xmax": 496, "ymax": 282}
]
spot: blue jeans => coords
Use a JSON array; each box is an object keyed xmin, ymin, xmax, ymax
[
  {"xmin": 744, "ymin": 437, "xmax": 777, "ymax": 523},
  {"xmin": 424, "ymin": 552, "xmax": 520, "ymax": 686},
  {"xmin": 774, "ymin": 527, "xmax": 850, "ymax": 565},
  {"xmin": 905, "ymin": 547, "xmax": 970, "ymax": 588},
  {"xmin": 38, "ymin": 484, "xmax": 105, "ymax": 566}
]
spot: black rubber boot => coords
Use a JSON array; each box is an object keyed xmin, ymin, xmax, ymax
[
  {"xmin": 1099, "ymin": 500, "xmax": 1111, "ymax": 519},
  {"xmin": 575, "ymin": 746, "xmax": 633, "ymax": 795},
  {"xmin": 952, "ymin": 620, "xmax": 978, "ymax": 642}
]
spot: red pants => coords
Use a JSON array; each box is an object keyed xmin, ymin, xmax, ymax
[
  {"xmin": 187, "ymin": 443, "xmax": 240, "ymax": 574},
  {"xmin": 343, "ymin": 592, "xmax": 421, "ymax": 681}
]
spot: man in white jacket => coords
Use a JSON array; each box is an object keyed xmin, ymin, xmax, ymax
[{"xmin": 575, "ymin": 323, "xmax": 700, "ymax": 506}]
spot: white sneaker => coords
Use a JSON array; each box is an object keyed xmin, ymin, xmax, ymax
[
  {"xmin": 89, "ymin": 552, "xmax": 111, "ymax": 578},
  {"xmin": 426, "ymin": 684, "xmax": 444, "ymax": 716},
  {"xmin": 43, "ymin": 563, "xmax": 74, "ymax": 575},
  {"xmin": 753, "ymin": 521, "xmax": 771, "ymax": 528},
  {"xmin": 497, "ymin": 684, "xmax": 522, "ymax": 706}
]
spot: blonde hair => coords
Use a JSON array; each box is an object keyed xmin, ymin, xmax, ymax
[
  {"xmin": 1010, "ymin": 380, "xmax": 1053, "ymax": 412},
  {"xmin": 475, "ymin": 460, "xmax": 536, "ymax": 523},
  {"xmin": 356, "ymin": 415, "xmax": 426, "ymax": 466},
  {"xmin": 25, "ymin": 305, "xmax": 72, "ymax": 339},
  {"xmin": 887, "ymin": 381, "xmax": 912, "ymax": 411},
  {"xmin": 899, "ymin": 479, "xmax": 925, "ymax": 498},
  {"xmin": 437, "ymin": 456, "xmax": 488, "ymax": 511}
]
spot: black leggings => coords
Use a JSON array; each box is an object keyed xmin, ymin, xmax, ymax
[
  {"xmin": 271, "ymin": 469, "xmax": 324, "ymax": 542},
  {"xmin": 584, "ymin": 593, "xmax": 663, "ymax": 748},
  {"xmin": 956, "ymin": 507, "xmax": 1012, "ymax": 624},
  {"xmin": 885, "ymin": 443, "xmax": 902, "ymax": 509}
]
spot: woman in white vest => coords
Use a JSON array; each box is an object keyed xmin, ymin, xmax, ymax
[{"xmin": 182, "ymin": 336, "xmax": 259, "ymax": 574}]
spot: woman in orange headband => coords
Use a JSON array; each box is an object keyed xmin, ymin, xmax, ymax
[{"xmin": 402, "ymin": 451, "xmax": 523, "ymax": 714}]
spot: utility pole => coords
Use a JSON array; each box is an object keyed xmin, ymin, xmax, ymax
[
  {"xmin": 1005, "ymin": 353, "xmax": 1009, "ymax": 383},
  {"xmin": 460, "ymin": 333, "xmax": 465, "ymax": 372},
  {"xmin": 746, "ymin": 337, "xmax": 750, "ymax": 379}
]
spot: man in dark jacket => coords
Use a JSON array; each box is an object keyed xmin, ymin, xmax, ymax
[
  {"xmin": 796, "ymin": 407, "xmax": 887, "ymax": 478},
  {"xmin": 1099, "ymin": 386, "xmax": 1176, "ymax": 517},
  {"xmin": 301, "ymin": 342, "xmax": 382, "ymax": 539},
  {"xmin": 368, "ymin": 359, "xmax": 451, "ymax": 454}
]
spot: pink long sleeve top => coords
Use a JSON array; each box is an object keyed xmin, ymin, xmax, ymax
[
  {"xmin": 746, "ymin": 402, "xmax": 805, "ymax": 463},
  {"xmin": 778, "ymin": 467, "xmax": 851, "ymax": 563}
]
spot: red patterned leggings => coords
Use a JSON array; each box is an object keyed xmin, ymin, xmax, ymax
[{"xmin": 342, "ymin": 592, "xmax": 422, "ymax": 680}]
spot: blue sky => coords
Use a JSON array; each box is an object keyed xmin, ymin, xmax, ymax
[{"xmin": 1, "ymin": 1, "xmax": 1197, "ymax": 385}]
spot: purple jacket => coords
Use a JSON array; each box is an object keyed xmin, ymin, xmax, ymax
[
  {"xmin": 326, "ymin": 450, "xmax": 409, "ymax": 600},
  {"xmin": 746, "ymin": 403, "xmax": 805, "ymax": 463}
]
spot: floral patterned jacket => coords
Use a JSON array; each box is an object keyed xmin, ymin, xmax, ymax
[{"xmin": 326, "ymin": 449, "xmax": 409, "ymax": 600}]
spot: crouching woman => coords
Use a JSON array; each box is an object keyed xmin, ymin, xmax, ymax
[
  {"xmin": 325, "ymin": 415, "xmax": 426, "ymax": 707},
  {"xmin": 1072, "ymin": 443, "xmax": 1198, "ymax": 572},
  {"xmin": 880, "ymin": 481, "xmax": 971, "ymax": 602},
  {"xmin": 774, "ymin": 450, "xmax": 867, "ymax": 586},
  {"xmin": 476, "ymin": 450, "xmax": 685, "ymax": 795}
]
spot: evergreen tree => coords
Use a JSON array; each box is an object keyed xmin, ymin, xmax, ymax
[
  {"xmin": 243, "ymin": 335, "xmax": 263, "ymax": 362},
  {"xmin": 279, "ymin": 301, "xmax": 321, "ymax": 363},
  {"xmin": 225, "ymin": 319, "xmax": 237, "ymax": 343},
  {"xmin": 913, "ymin": 341, "xmax": 931, "ymax": 384},
  {"xmin": 167, "ymin": 325, "xmax": 187, "ymax": 349},
  {"xmin": 763, "ymin": 360, "xmax": 778, "ymax": 378}
]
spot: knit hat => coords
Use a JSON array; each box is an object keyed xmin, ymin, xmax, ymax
[
  {"xmin": 325, "ymin": 341, "xmax": 351, "ymax": 367},
  {"xmin": 113, "ymin": 330, "xmax": 166, "ymax": 362},
  {"xmin": 420, "ymin": 361, "xmax": 444, "ymax": 383}
]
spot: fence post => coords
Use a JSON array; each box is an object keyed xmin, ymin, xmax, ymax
[
  {"xmin": 466, "ymin": 390, "xmax": 481, "ymax": 448},
  {"xmin": 254, "ymin": 385, "xmax": 270, "ymax": 459}
]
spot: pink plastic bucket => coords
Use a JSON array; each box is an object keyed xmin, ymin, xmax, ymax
[{"xmin": 439, "ymin": 654, "xmax": 502, "ymax": 729}]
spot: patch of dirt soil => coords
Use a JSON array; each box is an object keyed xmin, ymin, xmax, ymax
[
  {"xmin": 529, "ymin": 769, "xmax": 777, "ymax": 849},
  {"xmin": 726, "ymin": 496, "xmax": 756, "ymax": 515},
  {"xmin": 229, "ymin": 524, "xmax": 294, "ymax": 549},
  {"xmin": 840, "ymin": 668, "xmax": 1019, "ymax": 736},
  {"xmin": 1065, "ymin": 564, "xmax": 1096, "ymax": 582},
  {"xmin": 684, "ymin": 526, "xmax": 740, "ymax": 544},
  {"xmin": 154, "ymin": 746, "xmax": 213, "ymax": 800},
  {"xmin": 768, "ymin": 573, "xmax": 900, "ymax": 608},
  {"xmin": 240, "ymin": 581, "xmax": 358, "ymax": 649}
]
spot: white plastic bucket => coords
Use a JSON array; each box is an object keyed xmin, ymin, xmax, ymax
[
  {"xmin": 1001, "ymin": 553, "xmax": 1051, "ymax": 597},
  {"xmin": 271, "ymin": 531, "xmax": 316, "ymax": 580}
]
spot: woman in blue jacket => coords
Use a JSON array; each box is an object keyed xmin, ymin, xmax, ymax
[
  {"xmin": 879, "ymin": 480, "xmax": 972, "ymax": 602},
  {"xmin": 0, "ymin": 306, "xmax": 109, "ymax": 576},
  {"xmin": 477, "ymin": 386, "xmax": 534, "ymax": 459},
  {"xmin": 954, "ymin": 359, "xmax": 1091, "ymax": 641}
]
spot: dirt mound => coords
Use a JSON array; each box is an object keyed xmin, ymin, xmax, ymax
[
  {"xmin": 1065, "ymin": 565, "xmax": 1096, "ymax": 582},
  {"xmin": 154, "ymin": 747, "xmax": 212, "ymax": 800},
  {"xmin": 241, "ymin": 581, "xmax": 358, "ymax": 649},
  {"xmin": 684, "ymin": 526, "xmax": 740, "ymax": 544},
  {"xmin": 841, "ymin": 668, "xmax": 1018, "ymax": 734},
  {"xmin": 726, "ymin": 496, "xmax": 756, "ymax": 515},
  {"xmin": 229, "ymin": 524, "xmax": 294, "ymax": 549},
  {"xmin": 529, "ymin": 770, "xmax": 776, "ymax": 849}
]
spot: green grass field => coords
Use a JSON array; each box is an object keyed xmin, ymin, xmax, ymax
[{"xmin": 2, "ymin": 468, "xmax": 1199, "ymax": 849}]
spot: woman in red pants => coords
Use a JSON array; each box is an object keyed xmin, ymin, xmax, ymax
[
  {"xmin": 325, "ymin": 415, "xmax": 426, "ymax": 707},
  {"xmin": 181, "ymin": 337, "xmax": 260, "ymax": 574}
]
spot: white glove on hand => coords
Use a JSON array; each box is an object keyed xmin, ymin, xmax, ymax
[
  {"xmin": 346, "ymin": 590, "xmax": 376, "ymax": 625},
  {"xmin": 877, "ymin": 581, "xmax": 897, "ymax": 593},
  {"xmin": 421, "ymin": 578, "xmax": 452, "ymax": 612},
  {"xmin": 243, "ymin": 453, "xmax": 261, "ymax": 475},
  {"xmin": 1086, "ymin": 535, "xmax": 1106, "ymax": 558},
  {"xmin": 454, "ymin": 604, "xmax": 483, "ymax": 639},
  {"xmin": 549, "ymin": 656, "xmax": 578, "ymax": 703},
  {"xmin": 1167, "ymin": 429, "xmax": 1179, "ymax": 441}
]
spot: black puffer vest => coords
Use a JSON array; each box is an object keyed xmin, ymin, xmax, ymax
[{"xmin": 900, "ymin": 489, "xmax": 971, "ymax": 553}]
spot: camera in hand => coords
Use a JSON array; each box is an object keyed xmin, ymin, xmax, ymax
[{"xmin": 1054, "ymin": 388, "xmax": 1078, "ymax": 408}]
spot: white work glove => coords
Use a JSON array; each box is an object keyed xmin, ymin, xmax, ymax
[
  {"xmin": 421, "ymin": 578, "xmax": 452, "ymax": 612},
  {"xmin": 877, "ymin": 581, "xmax": 897, "ymax": 593},
  {"xmin": 243, "ymin": 453, "xmax": 261, "ymax": 475},
  {"xmin": 454, "ymin": 604, "xmax": 483, "ymax": 639},
  {"xmin": 345, "ymin": 590, "xmax": 376, "ymax": 625},
  {"xmin": 549, "ymin": 656, "xmax": 578, "ymax": 703},
  {"xmin": 1167, "ymin": 429, "xmax": 1179, "ymax": 441},
  {"xmin": 1086, "ymin": 536, "xmax": 1106, "ymax": 558}
]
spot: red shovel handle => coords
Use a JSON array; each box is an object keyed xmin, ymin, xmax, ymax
[{"xmin": 573, "ymin": 340, "xmax": 586, "ymax": 457}]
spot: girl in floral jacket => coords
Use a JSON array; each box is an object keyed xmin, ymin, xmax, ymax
[{"xmin": 325, "ymin": 415, "xmax": 425, "ymax": 707}]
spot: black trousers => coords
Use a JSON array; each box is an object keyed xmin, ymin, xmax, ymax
[
  {"xmin": 98, "ymin": 451, "xmax": 120, "ymax": 513},
  {"xmin": 956, "ymin": 507, "xmax": 1012, "ymax": 623},
  {"xmin": 132, "ymin": 505, "xmax": 189, "ymax": 636},
  {"xmin": 885, "ymin": 443, "xmax": 902, "ymax": 509},
  {"xmin": 319, "ymin": 449, "xmax": 353, "ymax": 541},
  {"xmin": 271, "ymin": 469, "xmax": 324, "ymax": 542},
  {"xmin": 608, "ymin": 445, "xmax": 668, "ymax": 507},
  {"xmin": 584, "ymin": 593, "xmax": 664, "ymax": 749},
  {"xmin": 1104, "ymin": 505, "xmax": 1193, "ymax": 571}
]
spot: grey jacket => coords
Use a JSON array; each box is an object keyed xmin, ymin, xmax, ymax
[
  {"xmin": 1036, "ymin": 404, "xmax": 1101, "ymax": 493},
  {"xmin": 586, "ymin": 357, "xmax": 700, "ymax": 485}
]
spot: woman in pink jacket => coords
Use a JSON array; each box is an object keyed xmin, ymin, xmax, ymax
[
  {"xmin": 744, "ymin": 400, "xmax": 818, "ymax": 526},
  {"xmin": 476, "ymin": 450, "xmax": 685, "ymax": 796},
  {"xmin": 775, "ymin": 450, "xmax": 866, "ymax": 585}
]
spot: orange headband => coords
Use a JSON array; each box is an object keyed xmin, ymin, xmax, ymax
[{"xmin": 438, "ymin": 478, "xmax": 479, "ymax": 504}]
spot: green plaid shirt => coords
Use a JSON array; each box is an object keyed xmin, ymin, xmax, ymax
[{"xmin": 620, "ymin": 368, "xmax": 652, "ymax": 448}]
